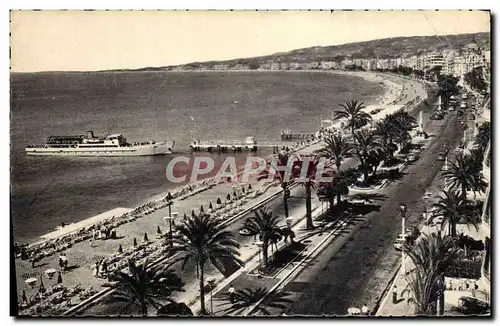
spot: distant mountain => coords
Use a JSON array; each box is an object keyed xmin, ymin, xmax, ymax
[{"xmin": 102, "ymin": 32, "xmax": 491, "ymax": 72}]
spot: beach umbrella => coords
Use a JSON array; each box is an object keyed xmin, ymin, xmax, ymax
[
  {"xmin": 191, "ymin": 210, "xmax": 196, "ymax": 218},
  {"xmin": 118, "ymin": 244, "xmax": 123, "ymax": 254},
  {"xmin": 44, "ymin": 268, "xmax": 57, "ymax": 280},
  {"xmin": 216, "ymin": 197, "xmax": 222, "ymax": 205},
  {"xmin": 157, "ymin": 226, "xmax": 162, "ymax": 235},
  {"xmin": 25, "ymin": 278, "xmax": 37, "ymax": 288},
  {"xmin": 200, "ymin": 205, "xmax": 204, "ymax": 213},
  {"xmin": 143, "ymin": 232, "xmax": 149, "ymax": 243},
  {"xmin": 209, "ymin": 202, "xmax": 213, "ymax": 210},
  {"xmin": 226, "ymin": 194, "xmax": 231, "ymax": 201},
  {"xmin": 133, "ymin": 237, "xmax": 138, "ymax": 247},
  {"xmin": 57, "ymin": 271, "xmax": 63, "ymax": 284}
]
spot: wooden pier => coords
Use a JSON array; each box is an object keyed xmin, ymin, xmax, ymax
[{"xmin": 190, "ymin": 136, "xmax": 298, "ymax": 153}]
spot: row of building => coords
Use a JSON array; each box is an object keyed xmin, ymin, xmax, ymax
[{"xmin": 170, "ymin": 40, "xmax": 490, "ymax": 81}]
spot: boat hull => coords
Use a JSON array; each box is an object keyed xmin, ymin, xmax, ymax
[{"xmin": 25, "ymin": 141, "xmax": 175, "ymax": 157}]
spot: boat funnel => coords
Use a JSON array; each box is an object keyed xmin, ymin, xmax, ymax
[{"xmin": 86, "ymin": 130, "xmax": 95, "ymax": 139}]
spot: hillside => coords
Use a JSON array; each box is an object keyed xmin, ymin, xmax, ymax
[{"xmin": 102, "ymin": 32, "xmax": 490, "ymax": 72}]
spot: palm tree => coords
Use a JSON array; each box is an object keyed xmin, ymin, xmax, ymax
[
  {"xmin": 352, "ymin": 129, "xmax": 381, "ymax": 184},
  {"xmin": 375, "ymin": 117, "xmax": 397, "ymax": 145},
  {"xmin": 377, "ymin": 111, "xmax": 416, "ymax": 150},
  {"xmin": 322, "ymin": 168, "xmax": 358, "ymax": 208},
  {"xmin": 244, "ymin": 207, "xmax": 283, "ymax": 266},
  {"xmin": 442, "ymin": 152, "xmax": 487, "ymax": 200},
  {"xmin": 430, "ymin": 190, "xmax": 479, "ymax": 238},
  {"xmin": 216, "ymin": 287, "xmax": 293, "ymax": 316},
  {"xmin": 315, "ymin": 133, "xmax": 352, "ymax": 172},
  {"xmin": 335, "ymin": 100, "xmax": 372, "ymax": 135},
  {"xmin": 156, "ymin": 301, "xmax": 193, "ymax": 316},
  {"xmin": 171, "ymin": 214, "xmax": 243, "ymax": 315},
  {"xmin": 101, "ymin": 259, "xmax": 184, "ymax": 315},
  {"xmin": 404, "ymin": 232, "xmax": 457, "ymax": 315},
  {"xmin": 294, "ymin": 157, "xmax": 321, "ymax": 229}
]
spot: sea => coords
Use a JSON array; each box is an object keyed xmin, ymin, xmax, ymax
[{"xmin": 10, "ymin": 71, "xmax": 384, "ymax": 243}]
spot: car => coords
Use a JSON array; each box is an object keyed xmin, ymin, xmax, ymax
[
  {"xmin": 437, "ymin": 152, "xmax": 446, "ymax": 161},
  {"xmin": 457, "ymin": 296, "xmax": 490, "ymax": 315},
  {"xmin": 238, "ymin": 228, "xmax": 252, "ymax": 236},
  {"xmin": 430, "ymin": 113, "xmax": 443, "ymax": 120},
  {"xmin": 448, "ymin": 106, "xmax": 455, "ymax": 112},
  {"xmin": 461, "ymin": 102, "xmax": 467, "ymax": 109},
  {"xmin": 407, "ymin": 154, "xmax": 419, "ymax": 162}
]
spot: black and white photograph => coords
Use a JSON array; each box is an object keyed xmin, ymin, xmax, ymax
[{"xmin": 8, "ymin": 9, "xmax": 491, "ymax": 317}]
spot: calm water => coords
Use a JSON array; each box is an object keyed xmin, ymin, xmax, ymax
[{"xmin": 10, "ymin": 71, "xmax": 383, "ymax": 243}]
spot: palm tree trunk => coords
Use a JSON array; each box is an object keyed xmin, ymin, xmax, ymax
[
  {"xmin": 451, "ymin": 221, "xmax": 457, "ymax": 238},
  {"xmin": 336, "ymin": 191, "xmax": 342, "ymax": 208},
  {"xmin": 141, "ymin": 297, "xmax": 148, "ymax": 316},
  {"xmin": 282, "ymin": 182, "xmax": 289, "ymax": 218},
  {"xmin": 360, "ymin": 159, "xmax": 369, "ymax": 184},
  {"xmin": 438, "ymin": 275, "xmax": 445, "ymax": 315},
  {"xmin": 262, "ymin": 242, "xmax": 269, "ymax": 266},
  {"xmin": 198, "ymin": 261, "xmax": 206, "ymax": 315},
  {"xmin": 306, "ymin": 184, "xmax": 313, "ymax": 229},
  {"xmin": 461, "ymin": 184, "xmax": 467, "ymax": 201}
]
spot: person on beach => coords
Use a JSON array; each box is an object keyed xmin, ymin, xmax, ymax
[
  {"xmin": 92, "ymin": 262, "xmax": 99, "ymax": 278},
  {"xmin": 58, "ymin": 254, "xmax": 64, "ymax": 270},
  {"xmin": 228, "ymin": 285, "xmax": 235, "ymax": 304},
  {"xmin": 60, "ymin": 253, "xmax": 68, "ymax": 273},
  {"xmin": 30, "ymin": 252, "xmax": 37, "ymax": 268}
]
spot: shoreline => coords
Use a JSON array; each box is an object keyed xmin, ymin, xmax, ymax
[{"xmin": 16, "ymin": 71, "xmax": 403, "ymax": 247}]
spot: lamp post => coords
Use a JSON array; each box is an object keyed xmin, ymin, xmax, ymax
[
  {"xmin": 443, "ymin": 156, "xmax": 449, "ymax": 189},
  {"xmin": 285, "ymin": 217, "xmax": 294, "ymax": 243},
  {"xmin": 399, "ymin": 203, "xmax": 408, "ymax": 275},
  {"xmin": 207, "ymin": 277, "xmax": 216, "ymax": 315},
  {"xmin": 165, "ymin": 192, "xmax": 174, "ymax": 218}
]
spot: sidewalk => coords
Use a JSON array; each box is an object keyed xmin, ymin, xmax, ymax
[{"xmin": 375, "ymin": 180, "xmax": 489, "ymax": 316}]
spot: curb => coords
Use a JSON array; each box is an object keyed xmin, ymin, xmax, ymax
[{"xmin": 372, "ymin": 265, "xmax": 402, "ymax": 316}]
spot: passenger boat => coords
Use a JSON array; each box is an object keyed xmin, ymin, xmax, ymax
[{"xmin": 25, "ymin": 131, "xmax": 174, "ymax": 156}]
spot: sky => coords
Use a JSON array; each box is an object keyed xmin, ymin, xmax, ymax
[{"xmin": 10, "ymin": 10, "xmax": 490, "ymax": 72}]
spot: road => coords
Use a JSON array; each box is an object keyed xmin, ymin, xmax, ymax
[{"xmin": 269, "ymin": 94, "xmax": 466, "ymax": 315}]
